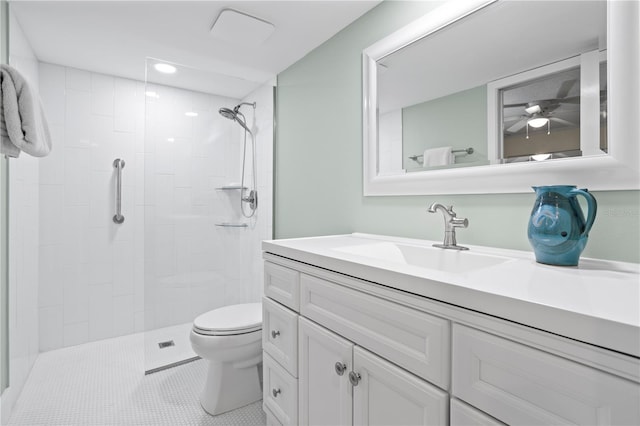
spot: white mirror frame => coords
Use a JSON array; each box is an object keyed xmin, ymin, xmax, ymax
[{"xmin": 363, "ymin": 0, "xmax": 639, "ymax": 196}]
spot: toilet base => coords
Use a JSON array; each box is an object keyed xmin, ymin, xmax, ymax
[{"xmin": 200, "ymin": 360, "xmax": 263, "ymax": 416}]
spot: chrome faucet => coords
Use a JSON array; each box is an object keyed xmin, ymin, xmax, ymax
[{"xmin": 428, "ymin": 203, "xmax": 469, "ymax": 250}]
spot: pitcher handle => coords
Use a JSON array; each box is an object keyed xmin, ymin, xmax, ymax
[{"xmin": 570, "ymin": 188, "xmax": 597, "ymax": 237}]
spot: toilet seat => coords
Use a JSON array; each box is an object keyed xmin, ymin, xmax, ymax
[{"xmin": 193, "ymin": 303, "xmax": 262, "ymax": 336}]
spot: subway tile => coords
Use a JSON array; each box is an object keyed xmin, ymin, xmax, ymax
[
  {"xmin": 66, "ymin": 67, "xmax": 91, "ymax": 91},
  {"xmin": 114, "ymin": 78, "xmax": 137, "ymax": 133},
  {"xmin": 65, "ymin": 90, "xmax": 92, "ymax": 148},
  {"xmin": 134, "ymin": 311, "xmax": 145, "ymax": 333},
  {"xmin": 88, "ymin": 227, "xmax": 114, "ymax": 285},
  {"xmin": 155, "ymin": 138, "xmax": 175, "ymax": 175},
  {"xmin": 63, "ymin": 268, "xmax": 89, "ymax": 324},
  {"xmin": 39, "ymin": 184, "xmax": 65, "ymax": 245},
  {"xmin": 39, "ymin": 125, "xmax": 65, "ymax": 185},
  {"xmin": 113, "ymin": 241, "xmax": 135, "ymax": 296},
  {"xmin": 39, "ymin": 306, "xmax": 63, "ymax": 352},
  {"xmin": 89, "ymin": 170, "xmax": 112, "ymax": 227},
  {"xmin": 88, "ymin": 283, "xmax": 113, "ymax": 341},
  {"xmin": 63, "ymin": 322, "xmax": 89, "ymax": 347},
  {"xmin": 113, "ymin": 295, "xmax": 135, "ymax": 337},
  {"xmin": 39, "ymin": 63, "xmax": 66, "ymax": 126},
  {"xmin": 64, "ymin": 146, "xmax": 91, "ymax": 188},
  {"xmin": 89, "ymin": 115, "xmax": 117, "ymax": 172},
  {"xmin": 91, "ymin": 73, "xmax": 115, "ymax": 116}
]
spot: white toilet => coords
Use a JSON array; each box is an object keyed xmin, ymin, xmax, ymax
[{"xmin": 189, "ymin": 302, "xmax": 263, "ymax": 416}]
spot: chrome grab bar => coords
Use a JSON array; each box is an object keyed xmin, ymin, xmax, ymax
[{"xmin": 113, "ymin": 158, "xmax": 125, "ymax": 224}]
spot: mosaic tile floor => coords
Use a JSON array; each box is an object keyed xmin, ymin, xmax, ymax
[{"xmin": 8, "ymin": 332, "xmax": 265, "ymax": 425}]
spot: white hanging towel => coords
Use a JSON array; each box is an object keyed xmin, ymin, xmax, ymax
[
  {"xmin": 0, "ymin": 64, "xmax": 52, "ymax": 158},
  {"xmin": 422, "ymin": 146, "xmax": 454, "ymax": 167}
]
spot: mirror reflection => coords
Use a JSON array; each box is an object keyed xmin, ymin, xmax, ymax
[{"xmin": 376, "ymin": 0, "xmax": 607, "ymax": 174}]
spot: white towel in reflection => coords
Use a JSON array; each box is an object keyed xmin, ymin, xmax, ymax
[
  {"xmin": 0, "ymin": 64, "xmax": 52, "ymax": 158},
  {"xmin": 422, "ymin": 147, "xmax": 454, "ymax": 167}
]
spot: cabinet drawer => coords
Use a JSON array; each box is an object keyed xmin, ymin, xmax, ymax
[
  {"xmin": 264, "ymin": 262, "xmax": 300, "ymax": 311},
  {"xmin": 300, "ymin": 273, "xmax": 450, "ymax": 389},
  {"xmin": 452, "ymin": 324, "xmax": 640, "ymax": 425},
  {"xmin": 450, "ymin": 398, "xmax": 504, "ymax": 426},
  {"xmin": 263, "ymin": 351, "xmax": 298, "ymax": 426},
  {"xmin": 263, "ymin": 296, "xmax": 298, "ymax": 377}
]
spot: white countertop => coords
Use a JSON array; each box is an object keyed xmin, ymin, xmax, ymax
[{"xmin": 263, "ymin": 233, "xmax": 640, "ymax": 358}]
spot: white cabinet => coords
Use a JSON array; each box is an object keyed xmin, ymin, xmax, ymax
[
  {"xmin": 298, "ymin": 317, "xmax": 448, "ymax": 426},
  {"xmin": 262, "ymin": 257, "xmax": 640, "ymax": 426},
  {"xmin": 263, "ymin": 352, "xmax": 298, "ymax": 425},
  {"xmin": 298, "ymin": 317, "xmax": 352, "ymax": 426},
  {"xmin": 264, "ymin": 261, "xmax": 300, "ymax": 311},
  {"xmin": 353, "ymin": 346, "xmax": 448, "ymax": 425},
  {"xmin": 450, "ymin": 399, "xmax": 504, "ymax": 426},
  {"xmin": 300, "ymin": 273, "xmax": 450, "ymax": 388},
  {"xmin": 263, "ymin": 297, "xmax": 298, "ymax": 376},
  {"xmin": 262, "ymin": 263, "xmax": 301, "ymax": 426},
  {"xmin": 452, "ymin": 324, "xmax": 640, "ymax": 425}
]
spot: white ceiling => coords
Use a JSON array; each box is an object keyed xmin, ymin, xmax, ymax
[{"xmin": 10, "ymin": 0, "xmax": 380, "ymax": 98}]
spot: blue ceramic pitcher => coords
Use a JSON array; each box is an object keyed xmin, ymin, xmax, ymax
[{"xmin": 527, "ymin": 185, "xmax": 597, "ymax": 266}]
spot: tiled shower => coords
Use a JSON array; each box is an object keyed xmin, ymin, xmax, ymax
[{"xmin": 35, "ymin": 62, "xmax": 272, "ymax": 361}]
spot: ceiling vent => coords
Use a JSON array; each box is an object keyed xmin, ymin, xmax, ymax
[{"xmin": 209, "ymin": 9, "xmax": 275, "ymax": 47}]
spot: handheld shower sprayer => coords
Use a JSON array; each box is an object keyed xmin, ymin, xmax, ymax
[{"xmin": 219, "ymin": 101, "xmax": 258, "ymax": 218}]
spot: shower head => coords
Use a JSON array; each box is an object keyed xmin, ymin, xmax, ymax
[
  {"xmin": 219, "ymin": 107, "xmax": 237, "ymax": 121},
  {"xmin": 219, "ymin": 102, "xmax": 256, "ymax": 134}
]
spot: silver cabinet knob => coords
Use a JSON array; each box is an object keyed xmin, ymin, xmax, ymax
[
  {"xmin": 334, "ymin": 362, "xmax": 347, "ymax": 376},
  {"xmin": 272, "ymin": 388, "xmax": 281, "ymax": 398},
  {"xmin": 271, "ymin": 330, "xmax": 280, "ymax": 338},
  {"xmin": 349, "ymin": 371, "xmax": 362, "ymax": 386}
]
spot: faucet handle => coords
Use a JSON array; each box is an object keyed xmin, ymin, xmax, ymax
[{"xmin": 450, "ymin": 217, "xmax": 468, "ymax": 228}]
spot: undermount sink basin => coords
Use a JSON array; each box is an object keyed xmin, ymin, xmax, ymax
[{"xmin": 333, "ymin": 241, "xmax": 512, "ymax": 274}]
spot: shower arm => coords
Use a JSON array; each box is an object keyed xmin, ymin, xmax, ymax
[{"xmin": 234, "ymin": 102, "xmax": 256, "ymax": 113}]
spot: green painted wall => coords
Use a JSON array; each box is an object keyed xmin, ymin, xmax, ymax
[
  {"xmin": 275, "ymin": 1, "xmax": 640, "ymax": 264},
  {"xmin": 402, "ymin": 85, "xmax": 488, "ymax": 171}
]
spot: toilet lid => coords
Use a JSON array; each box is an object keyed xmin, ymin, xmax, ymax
[{"xmin": 193, "ymin": 303, "xmax": 262, "ymax": 336}]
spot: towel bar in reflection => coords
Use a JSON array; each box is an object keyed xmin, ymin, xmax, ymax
[{"xmin": 408, "ymin": 147, "xmax": 474, "ymax": 162}]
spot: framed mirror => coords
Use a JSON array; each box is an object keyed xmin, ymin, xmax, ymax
[{"xmin": 363, "ymin": 0, "xmax": 639, "ymax": 195}]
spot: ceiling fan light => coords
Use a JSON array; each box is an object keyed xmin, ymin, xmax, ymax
[
  {"xmin": 528, "ymin": 117, "xmax": 549, "ymax": 128},
  {"xmin": 525, "ymin": 104, "xmax": 542, "ymax": 115},
  {"xmin": 531, "ymin": 153, "xmax": 551, "ymax": 161}
]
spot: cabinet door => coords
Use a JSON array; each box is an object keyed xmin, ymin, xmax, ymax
[
  {"xmin": 352, "ymin": 346, "xmax": 448, "ymax": 426},
  {"xmin": 299, "ymin": 317, "xmax": 353, "ymax": 426},
  {"xmin": 450, "ymin": 398, "xmax": 505, "ymax": 426},
  {"xmin": 453, "ymin": 324, "xmax": 640, "ymax": 425}
]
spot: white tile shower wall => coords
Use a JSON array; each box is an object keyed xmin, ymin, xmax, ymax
[
  {"xmin": 143, "ymin": 82, "xmax": 273, "ymax": 331},
  {"xmin": 38, "ymin": 61, "xmax": 274, "ymax": 346},
  {"xmin": 2, "ymin": 10, "xmax": 40, "ymax": 424},
  {"xmin": 37, "ymin": 63, "xmax": 146, "ymax": 351}
]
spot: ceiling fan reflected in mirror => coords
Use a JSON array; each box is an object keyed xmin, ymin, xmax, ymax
[
  {"xmin": 505, "ymin": 100, "xmax": 579, "ymax": 139},
  {"xmin": 502, "ymin": 78, "xmax": 580, "ymax": 139}
]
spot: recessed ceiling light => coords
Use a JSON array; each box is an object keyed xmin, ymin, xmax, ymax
[
  {"xmin": 185, "ymin": 112, "xmax": 198, "ymax": 117},
  {"xmin": 145, "ymin": 91, "xmax": 160, "ymax": 98},
  {"xmin": 154, "ymin": 63, "xmax": 177, "ymax": 74},
  {"xmin": 167, "ymin": 138, "xmax": 175, "ymax": 143}
]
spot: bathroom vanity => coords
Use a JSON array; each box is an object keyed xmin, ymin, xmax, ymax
[{"xmin": 261, "ymin": 233, "xmax": 640, "ymax": 425}]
